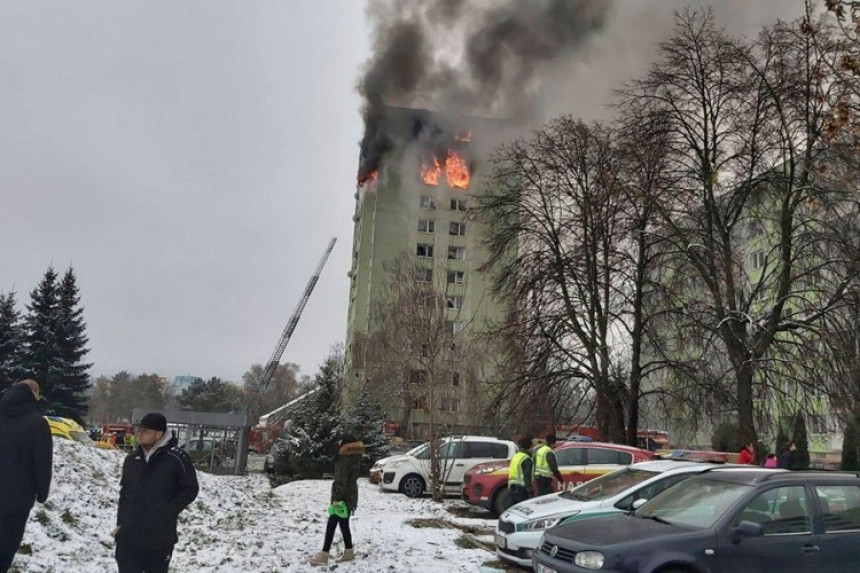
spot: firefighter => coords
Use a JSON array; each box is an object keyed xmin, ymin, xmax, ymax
[
  {"xmin": 506, "ymin": 436, "xmax": 533, "ymax": 509},
  {"xmin": 534, "ymin": 434, "xmax": 565, "ymax": 496}
]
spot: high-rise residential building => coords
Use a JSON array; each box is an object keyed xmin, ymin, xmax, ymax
[{"xmin": 344, "ymin": 106, "xmax": 512, "ymax": 438}]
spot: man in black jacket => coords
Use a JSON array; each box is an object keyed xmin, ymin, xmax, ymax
[
  {"xmin": 115, "ymin": 413, "xmax": 198, "ymax": 573},
  {"xmin": 0, "ymin": 380, "xmax": 53, "ymax": 573}
]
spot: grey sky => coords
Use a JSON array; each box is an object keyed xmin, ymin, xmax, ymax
[{"xmin": 0, "ymin": 1, "xmax": 806, "ymax": 384}]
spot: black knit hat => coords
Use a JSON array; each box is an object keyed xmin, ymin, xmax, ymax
[{"xmin": 138, "ymin": 412, "xmax": 167, "ymax": 432}]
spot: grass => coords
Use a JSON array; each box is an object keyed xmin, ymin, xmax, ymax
[
  {"xmin": 61, "ymin": 509, "xmax": 76, "ymax": 526},
  {"xmin": 405, "ymin": 518, "xmax": 448, "ymax": 529},
  {"xmin": 34, "ymin": 510, "xmax": 49, "ymax": 526}
]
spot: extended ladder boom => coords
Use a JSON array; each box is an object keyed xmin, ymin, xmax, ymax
[{"xmin": 251, "ymin": 237, "xmax": 337, "ymax": 406}]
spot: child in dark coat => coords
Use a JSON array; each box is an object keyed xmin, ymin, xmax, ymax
[{"xmin": 310, "ymin": 434, "xmax": 365, "ymax": 566}]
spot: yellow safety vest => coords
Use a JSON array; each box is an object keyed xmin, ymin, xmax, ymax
[
  {"xmin": 534, "ymin": 444, "xmax": 554, "ymax": 478},
  {"xmin": 508, "ymin": 451, "xmax": 530, "ymax": 487}
]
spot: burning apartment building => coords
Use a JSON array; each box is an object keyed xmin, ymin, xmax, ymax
[{"xmin": 344, "ymin": 105, "xmax": 515, "ymax": 438}]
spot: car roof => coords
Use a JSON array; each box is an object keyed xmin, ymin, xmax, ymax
[
  {"xmin": 446, "ymin": 435, "xmax": 513, "ymax": 443},
  {"xmin": 557, "ymin": 441, "xmax": 651, "ymax": 453},
  {"xmin": 691, "ymin": 467, "xmax": 789, "ymax": 484},
  {"xmin": 629, "ymin": 460, "xmax": 717, "ymax": 473}
]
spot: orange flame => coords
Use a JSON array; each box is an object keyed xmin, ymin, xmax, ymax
[
  {"xmin": 358, "ymin": 170, "xmax": 378, "ymax": 187},
  {"xmin": 421, "ymin": 157, "xmax": 442, "ymax": 186},
  {"xmin": 445, "ymin": 149, "xmax": 470, "ymax": 189}
]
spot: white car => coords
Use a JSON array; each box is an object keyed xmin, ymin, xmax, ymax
[
  {"xmin": 495, "ymin": 460, "xmax": 720, "ymax": 567},
  {"xmin": 380, "ymin": 436, "xmax": 517, "ymax": 498},
  {"xmin": 369, "ymin": 442, "xmax": 426, "ymax": 484}
]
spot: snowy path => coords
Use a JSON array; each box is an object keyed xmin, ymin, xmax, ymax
[{"xmin": 12, "ymin": 440, "xmax": 503, "ymax": 572}]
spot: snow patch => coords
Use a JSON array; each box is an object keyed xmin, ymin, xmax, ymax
[{"xmin": 12, "ymin": 440, "xmax": 495, "ymax": 572}]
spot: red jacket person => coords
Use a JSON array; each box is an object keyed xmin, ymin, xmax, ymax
[{"xmin": 115, "ymin": 413, "xmax": 198, "ymax": 573}]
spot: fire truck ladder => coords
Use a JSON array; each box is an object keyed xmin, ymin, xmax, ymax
[{"xmin": 236, "ymin": 237, "xmax": 337, "ymax": 472}]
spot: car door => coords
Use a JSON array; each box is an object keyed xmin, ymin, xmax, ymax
[
  {"xmin": 554, "ymin": 447, "xmax": 587, "ymax": 491},
  {"xmin": 716, "ymin": 484, "xmax": 819, "ymax": 573},
  {"xmin": 437, "ymin": 440, "xmax": 465, "ymax": 490},
  {"xmin": 812, "ymin": 481, "xmax": 860, "ymax": 571}
]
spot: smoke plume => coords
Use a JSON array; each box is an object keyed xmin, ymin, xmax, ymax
[{"xmin": 357, "ymin": 0, "xmax": 613, "ymax": 182}]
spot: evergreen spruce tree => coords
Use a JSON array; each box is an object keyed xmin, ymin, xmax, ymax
[
  {"xmin": 21, "ymin": 267, "xmax": 63, "ymax": 412},
  {"xmin": 344, "ymin": 385, "xmax": 390, "ymax": 472},
  {"xmin": 53, "ymin": 268, "xmax": 92, "ymax": 420},
  {"xmin": 0, "ymin": 291, "xmax": 24, "ymax": 393},
  {"xmin": 792, "ymin": 412, "xmax": 810, "ymax": 470},
  {"xmin": 277, "ymin": 351, "xmax": 343, "ymax": 478}
]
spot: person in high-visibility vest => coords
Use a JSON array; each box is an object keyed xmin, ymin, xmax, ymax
[
  {"xmin": 534, "ymin": 434, "xmax": 565, "ymax": 496},
  {"xmin": 507, "ymin": 436, "xmax": 534, "ymax": 509}
]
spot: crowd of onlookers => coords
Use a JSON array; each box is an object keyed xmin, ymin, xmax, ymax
[{"xmin": 738, "ymin": 440, "xmax": 799, "ymax": 469}]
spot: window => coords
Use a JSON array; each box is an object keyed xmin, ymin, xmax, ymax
[
  {"xmin": 616, "ymin": 473, "xmax": 693, "ymax": 511},
  {"xmin": 815, "ymin": 485, "xmax": 860, "ymax": 532},
  {"xmin": 420, "ymin": 195, "xmax": 436, "ymax": 209},
  {"xmin": 466, "ymin": 441, "xmax": 509, "ymax": 459},
  {"xmin": 567, "ymin": 469, "xmax": 659, "ymax": 503},
  {"xmin": 417, "ymin": 243, "xmax": 434, "ymax": 258},
  {"xmin": 411, "ymin": 396, "xmax": 428, "ymax": 410},
  {"xmin": 418, "ymin": 220, "xmax": 436, "ymax": 233},
  {"xmin": 448, "ymin": 246, "xmax": 466, "ymax": 260},
  {"xmin": 415, "ymin": 267, "xmax": 432, "ymax": 283},
  {"xmin": 555, "ymin": 447, "xmax": 586, "ymax": 466},
  {"xmin": 451, "ymin": 372, "xmax": 460, "ymax": 386},
  {"xmin": 750, "ymin": 250, "xmax": 766, "ymax": 269},
  {"xmin": 449, "ymin": 222, "xmax": 467, "ymax": 236},
  {"xmin": 415, "ymin": 291, "xmax": 433, "ymax": 308},
  {"xmin": 446, "ymin": 295, "xmax": 463, "ymax": 309},
  {"xmin": 414, "ymin": 343, "xmax": 429, "ymax": 358},
  {"xmin": 447, "ymin": 271, "xmax": 465, "ymax": 285},
  {"xmin": 735, "ymin": 486, "xmax": 811, "ymax": 535},
  {"xmin": 440, "ymin": 397, "xmax": 460, "ymax": 412},
  {"xmin": 809, "ymin": 414, "xmax": 830, "ymax": 434},
  {"xmin": 450, "ymin": 198, "xmax": 467, "ymax": 211},
  {"xmin": 587, "ymin": 448, "xmax": 625, "ymax": 465},
  {"xmin": 408, "ymin": 369, "xmax": 427, "ymax": 385},
  {"xmin": 438, "ymin": 441, "xmax": 464, "ymax": 459},
  {"xmin": 444, "ymin": 344, "xmax": 461, "ymax": 361},
  {"xmin": 445, "ymin": 320, "xmax": 463, "ymax": 335}
]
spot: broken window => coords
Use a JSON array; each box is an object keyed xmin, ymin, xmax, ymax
[
  {"xmin": 420, "ymin": 195, "xmax": 436, "ymax": 209},
  {"xmin": 417, "ymin": 243, "xmax": 434, "ymax": 258},
  {"xmin": 446, "ymin": 295, "xmax": 463, "ymax": 309}
]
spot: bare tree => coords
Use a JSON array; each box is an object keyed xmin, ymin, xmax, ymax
[
  {"xmin": 350, "ymin": 254, "xmax": 488, "ymax": 501},
  {"xmin": 474, "ymin": 118, "xmax": 633, "ymax": 442},
  {"xmin": 619, "ymin": 10, "xmax": 860, "ymax": 445}
]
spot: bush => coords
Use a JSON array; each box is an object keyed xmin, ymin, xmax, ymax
[
  {"xmin": 791, "ymin": 412, "xmax": 810, "ymax": 470},
  {"xmin": 711, "ymin": 421, "xmax": 742, "ymax": 453}
]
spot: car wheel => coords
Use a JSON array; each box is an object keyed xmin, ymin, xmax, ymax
[
  {"xmin": 657, "ymin": 568, "xmax": 694, "ymax": 573},
  {"xmin": 492, "ymin": 486, "xmax": 509, "ymax": 516},
  {"xmin": 400, "ymin": 474, "xmax": 426, "ymax": 498}
]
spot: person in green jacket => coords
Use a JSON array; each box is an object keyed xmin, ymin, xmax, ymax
[{"xmin": 310, "ymin": 434, "xmax": 365, "ymax": 566}]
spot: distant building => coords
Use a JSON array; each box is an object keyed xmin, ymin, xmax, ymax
[{"xmin": 167, "ymin": 375, "xmax": 202, "ymax": 397}]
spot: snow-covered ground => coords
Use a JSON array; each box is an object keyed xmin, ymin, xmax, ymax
[{"xmin": 11, "ymin": 440, "xmax": 508, "ymax": 572}]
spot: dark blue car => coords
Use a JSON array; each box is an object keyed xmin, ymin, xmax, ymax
[{"xmin": 533, "ymin": 467, "xmax": 860, "ymax": 573}]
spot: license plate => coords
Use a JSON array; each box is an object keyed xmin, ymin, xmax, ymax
[
  {"xmin": 494, "ymin": 533, "xmax": 507, "ymax": 549},
  {"xmin": 538, "ymin": 565, "xmax": 557, "ymax": 573}
]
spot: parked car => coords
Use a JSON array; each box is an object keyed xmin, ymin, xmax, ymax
[
  {"xmin": 381, "ymin": 436, "xmax": 517, "ymax": 498},
  {"xmin": 370, "ymin": 442, "xmax": 426, "ymax": 484},
  {"xmin": 463, "ymin": 442, "xmax": 655, "ymax": 516},
  {"xmin": 530, "ymin": 467, "xmax": 860, "ymax": 573},
  {"xmin": 495, "ymin": 460, "xmax": 719, "ymax": 568},
  {"xmin": 44, "ymin": 416, "xmax": 96, "ymax": 447}
]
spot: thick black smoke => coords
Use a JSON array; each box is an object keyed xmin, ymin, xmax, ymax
[{"xmin": 357, "ymin": 0, "xmax": 613, "ymax": 183}]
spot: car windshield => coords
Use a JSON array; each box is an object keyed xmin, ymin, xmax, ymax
[
  {"xmin": 562, "ymin": 469, "xmax": 658, "ymax": 501},
  {"xmin": 70, "ymin": 431, "xmax": 94, "ymax": 445},
  {"xmin": 635, "ymin": 477, "xmax": 751, "ymax": 529}
]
